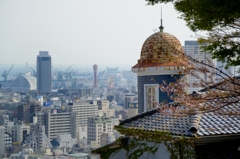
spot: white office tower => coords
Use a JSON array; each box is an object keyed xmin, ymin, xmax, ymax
[
  {"xmin": 183, "ymin": 41, "xmax": 214, "ymax": 93},
  {"xmin": 37, "ymin": 51, "xmax": 52, "ymax": 93},
  {"xmin": 67, "ymin": 102, "xmax": 98, "ymax": 139},
  {"xmin": 37, "ymin": 110, "xmax": 72, "ymax": 140}
]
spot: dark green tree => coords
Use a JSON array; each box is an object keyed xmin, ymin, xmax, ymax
[{"xmin": 146, "ymin": 0, "xmax": 240, "ymax": 68}]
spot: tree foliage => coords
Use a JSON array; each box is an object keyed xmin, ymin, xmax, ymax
[
  {"xmin": 157, "ymin": 43, "xmax": 240, "ymax": 116},
  {"xmin": 146, "ymin": 0, "xmax": 240, "ymax": 67}
]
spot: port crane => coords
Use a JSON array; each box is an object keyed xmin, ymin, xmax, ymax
[
  {"xmin": 69, "ymin": 69, "xmax": 78, "ymax": 80},
  {"xmin": 2, "ymin": 64, "xmax": 14, "ymax": 81},
  {"xmin": 26, "ymin": 63, "xmax": 37, "ymax": 77},
  {"xmin": 57, "ymin": 65, "xmax": 72, "ymax": 81}
]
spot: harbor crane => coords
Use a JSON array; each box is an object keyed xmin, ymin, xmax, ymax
[
  {"xmin": 26, "ymin": 63, "xmax": 37, "ymax": 77},
  {"xmin": 69, "ymin": 69, "xmax": 78, "ymax": 80},
  {"xmin": 2, "ymin": 64, "xmax": 14, "ymax": 81},
  {"xmin": 64, "ymin": 68, "xmax": 76, "ymax": 81},
  {"xmin": 57, "ymin": 65, "xmax": 72, "ymax": 81}
]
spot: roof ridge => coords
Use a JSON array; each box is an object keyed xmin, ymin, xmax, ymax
[
  {"xmin": 188, "ymin": 114, "xmax": 202, "ymax": 134},
  {"xmin": 119, "ymin": 109, "xmax": 157, "ymax": 125}
]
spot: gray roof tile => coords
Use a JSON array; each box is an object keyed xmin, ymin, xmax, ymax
[{"xmin": 119, "ymin": 104, "xmax": 240, "ymax": 137}]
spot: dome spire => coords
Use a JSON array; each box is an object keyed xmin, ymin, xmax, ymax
[{"xmin": 159, "ymin": 7, "xmax": 164, "ymax": 32}]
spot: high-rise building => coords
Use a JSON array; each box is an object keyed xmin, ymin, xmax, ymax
[
  {"xmin": 37, "ymin": 51, "xmax": 52, "ymax": 93},
  {"xmin": 214, "ymin": 59, "xmax": 235, "ymax": 81},
  {"xmin": 18, "ymin": 103, "xmax": 30, "ymax": 123},
  {"xmin": 132, "ymin": 23, "xmax": 185, "ymax": 114},
  {"xmin": 67, "ymin": 101, "xmax": 98, "ymax": 139},
  {"xmin": 18, "ymin": 101, "xmax": 41, "ymax": 123},
  {"xmin": 37, "ymin": 109, "xmax": 73, "ymax": 140},
  {"xmin": 183, "ymin": 41, "xmax": 213, "ymax": 93},
  {"xmin": 93, "ymin": 64, "xmax": 98, "ymax": 89}
]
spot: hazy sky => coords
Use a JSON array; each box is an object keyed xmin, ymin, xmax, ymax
[{"xmin": 0, "ymin": 0, "xmax": 195, "ymax": 70}]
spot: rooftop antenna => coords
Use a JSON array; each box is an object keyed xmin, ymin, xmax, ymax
[{"xmin": 159, "ymin": 6, "xmax": 164, "ymax": 32}]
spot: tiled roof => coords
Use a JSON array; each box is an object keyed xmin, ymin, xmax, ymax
[
  {"xmin": 119, "ymin": 104, "xmax": 240, "ymax": 137},
  {"xmin": 132, "ymin": 32, "xmax": 186, "ymax": 69}
]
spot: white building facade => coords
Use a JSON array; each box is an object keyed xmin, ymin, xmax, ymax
[
  {"xmin": 67, "ymin": 102, "xmax": 98, "ymax": 139},
  {"xmin": 183, "ymin": 40, "xmax": 213, "ymax": 93}
]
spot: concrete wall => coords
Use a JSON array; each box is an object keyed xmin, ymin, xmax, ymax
[{"xmin": 109, "ymin": 142, "xmax": 171, "ymax": 159}]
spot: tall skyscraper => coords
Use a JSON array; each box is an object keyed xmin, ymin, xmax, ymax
[
  {"xmin": 37, "ymin": 51, "xmax": 51, "ymax": 93},
  {"xmin": 183, "ymin": 41, "xmax": 215, "ymax": 93},
  {"xmin": 93, "ymin": 64, "xmax": 98, "ymax": 89}
]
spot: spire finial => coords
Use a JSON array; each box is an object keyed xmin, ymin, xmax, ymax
[{"xmin": 159, "ymin": 6, "xmax": 164, "ymax": 32}]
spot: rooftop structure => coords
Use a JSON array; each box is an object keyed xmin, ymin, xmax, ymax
[{"xmin": 132, "ymin": 20, "xmax": 186, "ymax": 114}]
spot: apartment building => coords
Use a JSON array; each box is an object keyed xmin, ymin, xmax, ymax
[
  {"xmin": 67, "ymin": 101, "xmax": 98, "ymax": 139},
  {"xmin": 37, "ymin": 109, "xmax": 73, "ymax": 140}
]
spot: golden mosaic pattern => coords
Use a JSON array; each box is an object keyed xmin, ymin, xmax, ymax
[{"xmin": 133, "ymin": 32, "xmax": 184, "ymax": 68}]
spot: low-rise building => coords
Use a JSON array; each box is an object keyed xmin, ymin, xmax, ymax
[
  {"xmin": 12, "ymin": 123, "xmax": 30, "ymax": 142},
  {"xmin": 87, "ymin": 116, "xmax": 120, "ymax": 148},
  {"xmin": 100, "ymin": 132, "xmax": 116, "ymax": 146},
  {"xmin": 97, "ymin": 100, "xmax": 115, "ymax": 117},
  {"xmin": 57, "ymin": 134, "xmax": 77, "ymax": 148},
  {"xmin": 127, "ymin": 101, "xmax": 138, "ymax": 118}
]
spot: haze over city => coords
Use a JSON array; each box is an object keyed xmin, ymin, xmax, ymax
[
  {"xmin": 0, "ymin": 0, "xmax": 195, "ymax": 70},
  {"xmin": 1, "ymin": 0, "xmax": 240, "ymax": 158}
]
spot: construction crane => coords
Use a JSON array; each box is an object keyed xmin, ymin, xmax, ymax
[
  {"xmin": 2, "ymin": 64, "xmax": 14, "ymax": 81},
  {"xmin": 64, "ymin": 68, "xmax": 75, "ymax": 81},
  {"xmin": 64, "ymin": 66, "xmax": 72, "ymax": 75},
  {"xmin": 69, "ymin": 69, "xmax": 78, "ymax": 80},
  {"xmin": 26, "ymin": 63, "xmax": 36, "ymax": 77}
]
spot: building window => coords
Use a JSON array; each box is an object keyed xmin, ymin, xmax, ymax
[{"xmin": 144, "ymin": 84, "xmax": 159, "ymax": 111}]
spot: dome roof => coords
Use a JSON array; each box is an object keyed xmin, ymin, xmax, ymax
[
  {"xmin": 8, "ymin": 74, "xmax": 36, "ymax": 92},
  {"xmin": 133, "ymin": 31, "xmax": 184, "ymax": 68}
]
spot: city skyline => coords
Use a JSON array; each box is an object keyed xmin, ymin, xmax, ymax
[{"xmin": 0, "ymin": 0, "xmax": 196, "ymax": 67}]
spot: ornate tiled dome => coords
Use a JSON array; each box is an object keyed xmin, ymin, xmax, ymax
[{"xmin": 133, "ymin": 32, "xmax": 184, "ymax": 68}]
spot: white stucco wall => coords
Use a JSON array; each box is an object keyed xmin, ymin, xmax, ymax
[{"xmin": 108, "ymin": 142, "xmax": 171, "ymax": 159}]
